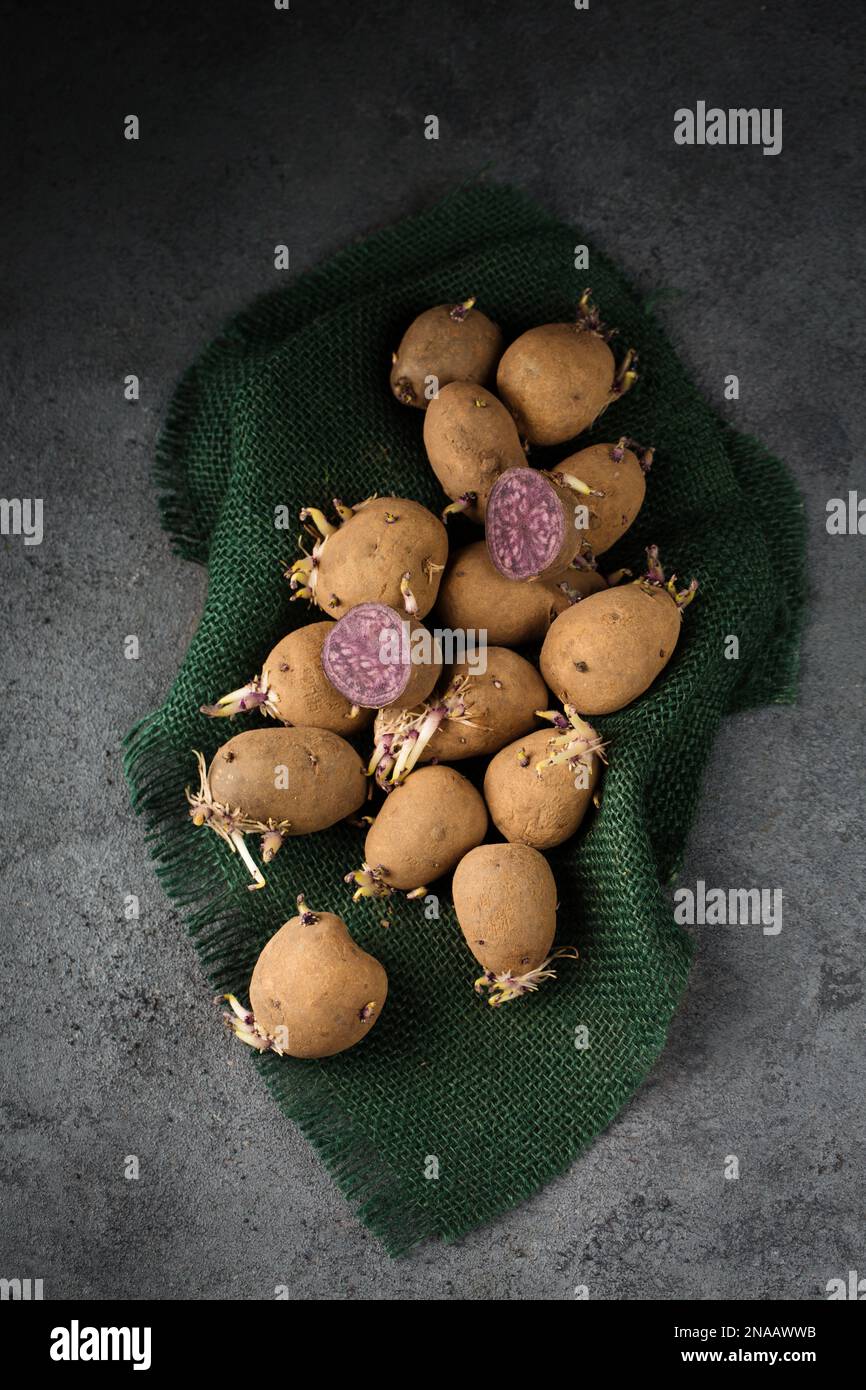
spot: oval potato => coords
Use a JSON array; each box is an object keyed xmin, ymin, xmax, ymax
[
  {"xmin": 434, "ymin": 541, "xmax": 580, "ymax": 647},
  {"xmin": 419, "ymin": 647, "xmax": 548, "ymax": 762},
  {"xmin": 363, "ymin": 765, "xmax": 487, "ymax": 892},
  {"xmin": 264, "ymin": 623, "xmax": 374, "ymax": 734},
  {"xmin": 540, "ymin": 580, "xmax": 682, "ymax": 714},
  {"xmin": 496, "ymin": 322, "xmax": 618, "ymax": 446},
  {"xmin": 552, "ymin": 441, "xmax": 646, "ymax": 557},
  {"xmin": 208, "ymin": 726, "xmax": 367, "ymax": 831},
  {"xmin": 423, "ymin": 382, "xmax": 527, "ymax": 522},
  {"xmin": 390, "ymin": 303, "xmax": 503, "ymax": 409},
  {"xmin": 452, "ymin": 842, "xmax": 557, "ymax": 976},
  {"xmin": 483, "ymin": 726, "xmax": 600, "ymax": 849},
  {"xmin": 315, "ymin": 497, "xmax": 448, "ymax": 620}
]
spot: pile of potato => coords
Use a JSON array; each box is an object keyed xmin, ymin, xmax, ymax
[{"xmin": 190, "ymin": 293, "xmax": 697, "ymax": 1059}]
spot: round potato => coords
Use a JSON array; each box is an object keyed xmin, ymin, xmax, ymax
[
  {"xmin": 241, "ymin": 905, "xmax": 387, "ymax": 1059},
  {"xmin": 452, "ymin": 842, "xmax": 558, "ymax": 981},
  {"xmin": 552, "ymin": 440, "xmax": 647, "ymax": 557},
  {"xmin": 359, "ymin": 765, "xmax": 488, "ymax": 894},
  {"xmin": 483, "ymin": 725, "xmax": 600, "ymax": 850},
  {"xmin": 321, "ymin": 605, "xmax": 442, "ymax": 711},
  {"xmin": 496, "ymin": 296, "xmax": 636, "ymax": 446},
  {"xmin": 390, "ymin": 301, "xmax": 503, "ymax": 409},
  {"xmin": 312, "ymin": 497, "xmax": 448, "ymax": 620},
  {"xmin": 418, "ymin": 647, "xmax": 548, "ymax": 763},
  {"xmin": 434, "ymin": 541, "xmax": 575, "ymax": 646},
  {"xmin": 540, "ymin": 578, "xmax": 684, "ymax": 714},
  {"xmin": 423, "ymin": 382, "xmax": 527, "ymax": 522},
  {"xmin": 485, "ymin": 467, "xmax": 585, "ymax": 582},
  {"xmin": 201, "ymin": 622, "xmax": 373, "ymax": 735}
]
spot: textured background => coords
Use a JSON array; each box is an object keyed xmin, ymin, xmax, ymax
[{"xmin": 1, "ymin": 0, "xmax": 863, "ymax": 1299}]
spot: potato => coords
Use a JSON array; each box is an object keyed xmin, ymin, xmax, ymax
[
  {"xmin": 322, "ymin": 604, "xmax": 442, "ymax": 710},
  {"xmin": 224, "ymin": 900, "xmax": 387, "ymax": 1059},
  {"xmin": 453, "ymin": 843, "xmax": 572, "ymax": 1005},
  {"xmin": 483, "ymin": 723, "xmax": 601, "ymax": 850},
  {"xmin": 423, "ymin": 648, "xmax": 548, "ymax": 762},
  {"xmin": 290, "ymin": 496, "xmax": 448, "ymax": 621},
  {"xmin": 552, "ymin": 439, "xmax": 648, "ymax": 557},
  {"xmin": 390, "ymin": 300, "xmax": 503, "ymax": 409},
  {"xmin": 485, "ymin": 467, "xmax": 585, "ymax": 582},
  {"xmin": 349, "ymin": 765, "xmax": 488, "ymax": 898},
  {"xmin": 200, "ymin": 622, "xmax": 373, "ymax": 735},
  {"xmin": 557, "ymin": 567, "xmax": 609, "ymax": 602},
  {"xmin": 187, "ymin": 727, "xmax": 367, "ymax": 889},
  {"xmin": 423, "ymin": 382, "xmax": 527, "ymax": 522},
  {"xmin": 434, "ymin": 541, "xmax": 575, "ymax": 646},
  {"xmin": 540, "ymin": 550, "xmax": 697, "ymax": 714},
  {"xmin": 371, "ymin": 647, "xmax": 548, "ymax": 787},
  {"xmin": 496, "ymin": 295, "xmax": 637, "ymax": 446}
]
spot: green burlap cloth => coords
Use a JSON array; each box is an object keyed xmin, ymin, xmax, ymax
[{"xmin": 124, "ymin": 185, "xmax": 805, "ymax": 1253}]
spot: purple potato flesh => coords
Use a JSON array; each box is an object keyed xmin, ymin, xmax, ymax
[
  {"xmin": 486, "ymin": 468, "xmax": 566, "ymax": 581},
  {"xmin": 322, "ymin": 603, "xmax": 411, "ymax": 709}
]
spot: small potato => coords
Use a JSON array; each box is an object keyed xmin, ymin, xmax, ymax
[
  {"xmin": 485, "ymin": 467, "xmax": 585, "ymax": 582},
  {"xmin": 390, "ymin": 300, "xmax": 503, "ymax": 409},
  {"xmin": 423, "ymin": 382, "xmax": 527, "ymax": 521},
  {"xmin": 540, "ymin": 552, "xmax": 696, "ymax": 714},
  {"xmin": 200, "ymin": 622, "xmax": 373, "ymax": 736},
  {"xmin": 552, "ymin": 439, "xmax": 648, "ymax": 557},
  {"xmin": 351, "ymin": 765, "xmax": 488, "ymax": 897},
  {"xmin": 187, "ymin": 727, "xmax": 367, "ymax": 890},
  {"xmin": 422, "ymin": 648, "xmax": 548, "ymax": 764},
  {"xmin": 322, "ymin": 604, "xmax": 442, "ymax": 711},
  {"xmin": 225, "ymin": 902, "xmax": 387, "ymax": 1059},
  {"xmin": 496, "ymin": 295, "xmax": 636, "ymax": 446},
  {"xmin": 453, "ymin": 843, "xmax": 569, "ymax": 1005},
  {"xmin": 369, "ymin": 647, "xmax": 549, "ymax": 787},
  {"xmin": 291, "ymin": 496, "xmax": 448, "ymax": 621},
  {"xmin": 434, "ymin": 541, "xmax": 575, "ymax": 647},
  {"xmin": 483, "ymin": 724, "xmax": 600, "ymax": 850}
]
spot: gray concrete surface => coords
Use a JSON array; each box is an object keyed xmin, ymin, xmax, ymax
[{"xmin": 1, "ymin": 0, "xmax": 864, "ymax": 1300}]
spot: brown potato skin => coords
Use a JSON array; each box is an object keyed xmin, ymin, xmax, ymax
[
  {"xmin": 250, "ymin": 912, "xmax": 387, "ymax": 1059},
  {"xmin": 423, "ymin": 383, "xmax": 527, "ymax": 522},
  {"xmin": 537, "ymin": 475, "xmax": 588, "ymax": 581},
  {"xmin": 496, "ymin": 323, "xmax": 617, "ymax": 446},
  {"xmin": 540, "ymin": 581, "xmax": 682, "ymax": 715},
  {"xmin": 208, "ymin": 727, "xmax": 366, "ymax": 831},
  {"xmin": 418, "ymin": 648, "xmax": 548, "ymax": 762},
  {"xmin": 434, "ymin": 541, "xmax": 573, "ymax": 646},
  {"xmin": 483, "ymin": 727, "xmax": 599, "ymax": 850},
  {"xmin": 265, "ymin": 623, "xmax": 373, "ymax": 734},
  {"xmin": 452, "ymin": 843, "xmax": 557, "ymax": 976},
  {"xmin": 316, "ymin": 497, "xmax": 448, "ymax": 620},
  {"xmin": 559, "ymin": 568, "xmax": 608, "ymax": 601},
  {"xmin": 390, "ymin": 305, "xmax": 503, "ymax": 410},
  {"xmin": 364, "ymin": 765, "xmax": 488, "ymax": 891},
  {"xmin": 552, "ymin": 442, "xmax": 646, "ymax": 557}
]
